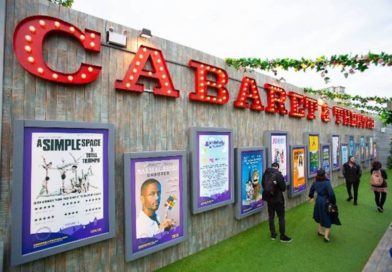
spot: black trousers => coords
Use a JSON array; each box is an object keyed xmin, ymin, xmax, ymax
[
  {"xmin": 374, "ymin": 192, "xmax": 387, "ymax": 208},
  {"xmin": 346, "ymin": 181, "xmax": 359, "ymax": 202},
  {"xmin": 267, "ymin": 202, "xmax": 285, "ymax": 237}
]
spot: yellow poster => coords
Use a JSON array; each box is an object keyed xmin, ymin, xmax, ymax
[{"xmin": 309, "ymin": 135, "xmax": 319, "ymax": 152}]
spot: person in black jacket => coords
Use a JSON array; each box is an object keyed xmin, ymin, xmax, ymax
[
  {"xmin": 262, "ymin": 162, "xmax": 292, "ymax": 242},
  {"xmin": 342, "ymin": 156, "xmax": 362, "ymax": 205},
  {"xmin": 370, "ymin": 161, "xmax": 388, "ymax": 212}
]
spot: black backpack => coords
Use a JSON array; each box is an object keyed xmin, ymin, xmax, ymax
[{"xmin": 263, "ymin": 172, "xmax": 276, "ymax": 199}]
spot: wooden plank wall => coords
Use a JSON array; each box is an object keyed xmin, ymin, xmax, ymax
[{"xmin": 0, "ymin": 0, "xmax": 373, "ymax": 271}]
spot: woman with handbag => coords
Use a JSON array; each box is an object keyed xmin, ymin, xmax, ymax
[
  {"xmin": 370, "ymin": 161, "xmax": 388, "ymax": 212},
  {"xmin": 309, "ymin": 169, "xmax": 341, "ymax": 242}
]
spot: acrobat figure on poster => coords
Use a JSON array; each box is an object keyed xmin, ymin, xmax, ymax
[
  {"xmin": 38, "ymin": 157, "xmax": 53, "ymax": 197},
  {"xmin": 136, "ymin": 178, "xmax": 175, "ymax": 239},
  {"xmin": 252, "ymin": 169, "xmax": 261, "ymax": 200}
]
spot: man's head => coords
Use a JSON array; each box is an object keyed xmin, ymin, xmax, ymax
[
  {"xmin": 140, "ymin": 178, "xmax": 161, "ymax": 216},
  {"xmin": 271, "ymin": 162, "xmax": 279, "ymax": 169},
  {"xmin": 349, "ymin": 156, "xmax": 356, "ymax": 163}
]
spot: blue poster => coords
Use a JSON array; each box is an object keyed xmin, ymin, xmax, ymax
[
  {"xmin": 341, "ymin": 145, "xmax": 348, "ymax": 165},
  {"xmin": 322, "ymin": 145, "xmax": 331, "ymax": 174},
  {"xmin": 348, "ymin": 136, "xmax": 355, "ymax": 157},
  {"xmin": 240, "ymin": 150, "xmax": 264, "ymax": 214}
]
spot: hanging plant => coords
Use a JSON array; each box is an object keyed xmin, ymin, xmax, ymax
[{"xmin": 225, "ymin": 52, "xmax": 392, "ymax": 84}]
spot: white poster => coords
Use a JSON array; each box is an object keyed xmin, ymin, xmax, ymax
[
  {"xmin": 30, "ymin": 132, "xmax": 104, "ymax": 235},
  {"xmin": 271, "ymin": 135, "xmax": 287, "ymax": 179}
]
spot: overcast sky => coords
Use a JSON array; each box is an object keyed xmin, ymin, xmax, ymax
[{"xmin": 72, "ymin": 0, "xmax": 392, "ymax": 98}]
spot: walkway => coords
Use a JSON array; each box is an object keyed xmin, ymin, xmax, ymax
[{"xmin": 363, "ymin": 223, "xmax": 392, "ymax": 272}]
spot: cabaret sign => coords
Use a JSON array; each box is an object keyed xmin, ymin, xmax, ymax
[{"xmin": 13, "ymin": 15, "xmax": 374, "ymax": 129}]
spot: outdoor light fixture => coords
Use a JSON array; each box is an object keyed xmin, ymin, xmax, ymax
[
  {"xmin": 139, "ymin": 28, "xmax": 152, "ymax": 39},
  {"xmin": 106, "ymin": 27, "xmax": 127, "ymax": 47}
]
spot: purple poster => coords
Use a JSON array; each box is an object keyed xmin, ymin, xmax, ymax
[
  {"xmin": 196, "ymin": 132, "xmax": 232, "ymax": 208},
  {"xmin": 22, "ymin": 127, "xmax": 109, "ymax": 255},
  {"xmin": 130, "ymin": 155, "xmax": 184, "ymax": 254}
]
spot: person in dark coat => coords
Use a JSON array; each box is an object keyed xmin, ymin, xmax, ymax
[
  {"xmin": 309, "ymin": 169, "xmax": 341, "ymax": 242},
  {"xmin": 262, "ymin": 162, "xmax": 292, "ymax": 242},
  {"xmin": 370, "ymin": 161, "xmax": 388, "ymax": 212},
  {"xmin": 342, "ymin": 156, "xmax": 362, "ymax": 205}
]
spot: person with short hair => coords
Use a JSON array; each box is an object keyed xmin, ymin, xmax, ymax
[
  {"xmin": 136, "ymin": 178, "xmax": 174, "ymax": 238},
  {"xmin": 370, "ymin": 161, "xmax": 388, "ymax": 212},
  {"xmin": 262, "ymin": 162, "xmax": 292, "ymax": 243},
  {"xmin": 308, "ymin": 169, "xmax": 341, "ymax": 242},
  {"xmin": 342, "ymin": 156, "xmax": 362, "ymax": 205}
]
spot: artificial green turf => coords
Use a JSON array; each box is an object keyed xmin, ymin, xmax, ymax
[{"xmin": 158, "ymin": 170, "xmax": 392, "ymax": 272}]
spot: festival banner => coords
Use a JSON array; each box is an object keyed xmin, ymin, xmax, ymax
[
  {"xmin": 190, "ymin": 128, "xmax": 233, "ymax": 214},
  {"xmin": 12, "ymin": 121, "xmax": 115, "ymax": 265},
  {"xmin": 124, "ymin": 151, "xmax": 187, "ymax": 261},
  {"xmin": 234, "ymin": 148, "xmax": 265, "ymax": 219},
  {"xmin": 290, "ymin": 145, "xmax": 307, "ymax": 196}
]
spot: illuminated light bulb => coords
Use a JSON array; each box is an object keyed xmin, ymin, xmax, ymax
[
  {"xmin": 126, "ymin": 83, "xmax": 130, "ymax": 88},
  {"xmin": 148, "ymin": 71, "xmax": 152, "ymax": 76},
  {"xmin": 200, "ymin": 64, "xmax": 204, "ymax": 68},
  {"xmin": 212, "ymin": 68, "xmax": 216, "ymax": 71},
  {"xmin": 240, "ymin": 102, "xmax": 243, "ymax": 106},
  {"xmin": 69, "ymin": 26, "xmax": 75, "ymax": 32},
  {"xmin": 129, "ymin": 76, "xmax": 134, "ymax": 80},
  {"xmin": 217, "ymin": 70, "xmax": 222, "ymax": 73},
  {"xmin": 90, "ymin": 33, "xmax": 96, "ymax": 39},
  {"xmin": 52, "ymin": 73, "xmax": 58, "ymax": 79},
  {"xmin": 139, "ymin": 54, "xmax": 143, "ymax": 59},
  {"xmin": 27, "ymin": 56, "xmax": 34, "ymax": 63},
  {"xmin": 206, "ymin": 66, "xmax": 210, "ymax": 70},
  {"xmin": 218, "ymin": 84, "xmax": 222, "ymax": 88},
  {"xmin": 200, "ymin": 95, "xmax": 204, "ymax": 99},
  {"xmin": 29, "ymin": 26, "xmax": 36, "ymax": 33},
  {"xmin": 135, "ymin": 61, "xmax": 140, "ymax": 66},
  {"xmin": 223, "ymin": 96, "xmax": 226, "ymax": 100},
  {"xmin": 207, "ymin": 97, "xmax": 211, "ymax": 100},
  {"xmin": 90, "ymin": 41, "xmax": 95, "ymax": 47},
  {"xmin": 25, "ymin": 35, "xmax": 32, "ymax": 42},
  {"xmin": 25, "ymin": 45, "xmax": 32, "ymax": 53},
  {"xmin": 143, "ymin": 48, "xmax": 147, "ymax": 52},
  {"xmin": 213, "ymin": 97, "xmax": 217, "ymax": 101},
  {"xmin": 81, "ymin": 73, "xmax": 86, "ymax": 79},
  {"xmin": 200, "ymin": 83, "xmax": 204, "ymax": 87},
  {"xmin": 80, "ymin": 35, "xmax": 85, "ymax": 40},
  {"xmin": 218, "ymin": 99, "xmax": 222, "ymax": 103},
  {"xmin": 245, "ymin": 83, "xmax": 248, "ymax": 86},
  {"xmin": 39, "ymin": 20, "xmax": 46, "ymax": 27},
  {"xmin": 167, "ymin": 90, "xmax": 171, "ymax": 94},
  {"xmin": 88, "ymin": 67, "xmax": 93, "ymax": 73},
  {"xmin": 68, "ymin": 75, "xmax": 73, "ymax": 81},
  {"xmin": 162, "ymin": 75, "xmax": 166, "ymax": 79},
  {"xmin": 157, "ymin": 59, "xmax": 161, "ymax": 63},
  {"xmin": 54, "ymin": 21, "xmax": 60, "ymax": 28},
  {"xmin": 200, "ymin": 76, "xmax": 204, "ymax": 80},
  {"xmin": 256, "ymin": 101, "xmax": 260, "ymax": 104},
  {"xmin": 221, "ymin": 74, "xmax": 226, "ymax": 78},
  {"xmin": 37, "ymin": 67, "xmax": 44, "ymax": 74},
  {"xmin": 159, "ymin": 67, "xmax": 163, "ymax": 71},
  {"xmin": 154, "ymin": 51, "xmax": 158, "ymax": 55},
  {"xmin": 132, "ymin": 68, "xmax": 137, "ymax": 73},
  {"xmin": 164, "ymin": 82, "xmax": 169, "ymax": 86},
  {"xmin": 199, "ymin": 89, "xmax": 204, "ymax": 93},
  {"xmin": 212, "ymin": 83, "xmax": 216, "ymax": 86},
  {"xmin": 200, "ymin": 89, "xmax": 204, "ymax": 93}
]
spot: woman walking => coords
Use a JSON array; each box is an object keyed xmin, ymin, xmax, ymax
[
  {"xmin": 309, "ymin": 169, "xmax": 341, "ymax": 242},
  {"xmin": 370, "ymin": 161, "xmax": 388, "ymax": 212}
]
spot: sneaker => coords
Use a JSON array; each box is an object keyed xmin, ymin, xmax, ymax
[
  {"xmin": 270, "ymin": 234, "xmax": 277, "ymax": 240},
  {"xmin": 280, "ymin": 235, "xmax": 292, "ymax": 243},
  {"xmin": 377, "ymin": 206, "xmax": 383, "ymax": 212},
  {"xmin": 346, "ymin": 197, "xmax": 353, "ymax": 201},
  {"xmin": 354, "ymin": 202, "xmax": 358, "ymax": 206},
  {"xmin": 324, "ymin": 237, "xmax": 330, "ymax": 243}
]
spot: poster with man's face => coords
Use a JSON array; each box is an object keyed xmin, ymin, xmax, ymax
[{"xmin": 130, "ymin": 155, "xmax": 184, "ymax": 254}]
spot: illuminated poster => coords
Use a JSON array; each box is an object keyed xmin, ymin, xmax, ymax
[
  {"xmin": 291, "ymin": 146, "xmax": 306, "ymax": 194},
  {"xmin": 190, "ymin": 128, "xmax": 233, "ymax": 214},
  {"xmin": 341, "ymin": 144, "xmax": 348, "ymax": 165},
  {"xmin": 360, "ymin": 136, "xmax": 365, "ymax": 161},
  {"xmin": 12, "ymin": 121, "xmax": 115, "ymax": 265},
  {"xmin": 271, "ymin": 135, "xmax": 288, "ymax": 181},
  {"xmin": 308, "ymin": 134, "xmax": 320, "ymax": 177},
  {"xmin": 331, "ymin": 135, "xmax": 340, "ymax": 170},
  {"xmin": 369, "ymin": 137, "xmax": 374, "ymax": 158},
  {"xmin": 125, "ymin": 152, "xmax": 186, "ymax": 260},
  {"xmin": 348, "ymin": 136, "xmax": 355, "ymax": 157},
  {"xmin": 235, "ymin": 148, "xmax": 264, "ymax": 219},
  {"xmin": 322, "ymin": 145, "xmax": 331, "ymax": 175}
]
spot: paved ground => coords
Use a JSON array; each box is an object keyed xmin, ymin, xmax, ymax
[{"xmin": 362, "ymin": 223, "xmax": 392, "ymax": 272}]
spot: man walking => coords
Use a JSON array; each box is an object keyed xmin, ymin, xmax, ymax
[
  {"xmin": 262, "ymin": 162, "xmax": 292, "ymax": 242},
  {"xmin": 343, "ymin": 156, "xmax": 362, "ymax": 206}
]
